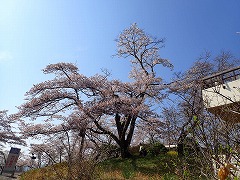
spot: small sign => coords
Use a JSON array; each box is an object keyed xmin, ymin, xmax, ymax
[{"xmin": 2, "ymin": 147, "xmax": 21, "ymax": 175}]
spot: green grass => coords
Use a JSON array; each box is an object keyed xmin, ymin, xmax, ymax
[
  {"xmin": 20, "ymin": 152, "xmax": 210, "ymax": 179},
  {"xmin": 98, "ymin": 154, "xmax": 179, "ymax": 179}
]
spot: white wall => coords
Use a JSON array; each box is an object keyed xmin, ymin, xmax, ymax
[{"xmin": 202, "ymin": 79, "xmax": 240, "ymax": 108}]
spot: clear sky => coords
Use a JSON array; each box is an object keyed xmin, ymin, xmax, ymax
[{"xmin": 0, "ymin": 0, "xmax": 240, "ymax": 114}]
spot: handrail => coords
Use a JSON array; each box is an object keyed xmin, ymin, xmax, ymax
[{"xmin": 202, "ymin": 66, "xmax": 240, "ymax": 89}]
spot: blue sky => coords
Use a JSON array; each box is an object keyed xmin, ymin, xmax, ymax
[{"xmin": 0, "ymin": 0, "xmax": 240, "ymax": 114}]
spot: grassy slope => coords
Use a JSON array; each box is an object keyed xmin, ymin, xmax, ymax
[
  {"xmin": 98, "ymin": 154, "xmax": 179, "ymax": 179},
  {"xmin": 20, "ymin": 152, "xmax": 182, "ymax": 180}
]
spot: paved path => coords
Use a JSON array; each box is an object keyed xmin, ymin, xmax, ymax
[{"xmin": 0, "ymin": 173, "xmax": 21, "ymax": 180}]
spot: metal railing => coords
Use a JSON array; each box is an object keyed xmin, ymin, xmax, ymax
[{"xmin": 202, "ymin": 66, "xmax": 240, "ymax": 89}]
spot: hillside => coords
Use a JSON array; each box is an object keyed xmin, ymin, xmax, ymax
[{"xmin": 19, "ymin": 151, "xmax": 209, "ymax": 180}]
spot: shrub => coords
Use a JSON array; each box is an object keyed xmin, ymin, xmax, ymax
[
  {"xmin": 167, "ymin": 151, "xmax": 178, "ymax": 157},
  {"xmin": 147, "ymin": 142, "xmax": 168, "ymax": 156}
]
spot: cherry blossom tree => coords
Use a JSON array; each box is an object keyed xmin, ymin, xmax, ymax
[
  {"xmin": 13, "ymin": 24, "xmax": 172, "ymax": 158},
  {"xmin": 0, "ymin": 110, "xmax": 25, "ymax": 146}
]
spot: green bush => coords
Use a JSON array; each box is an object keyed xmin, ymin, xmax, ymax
[
  {"xmin": 167, "ymin": 151, "xmax": 178, "ymax": 157},
  {"xmin": 146, "ymin": 142, "xmax": 168, "ymax": 156}
]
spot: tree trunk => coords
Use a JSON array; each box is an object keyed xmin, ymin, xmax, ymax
[
  {"xmin": 119, "ymin": 141, "xmax": 131, "ymax": 158},
  {"xmin": 177, "ymin": 143, "xmax": 184, "ymax": 157},
  {"xmin": 116, "ymin": 114, "xmax": 136, "ymax": 158},
  {"xmin": 177, "ymin": 130, "xmax": 186, "ymax": 157},
  {"xmin": 78, "ymin": 132, "xmax": 86, "ymax": 159}
]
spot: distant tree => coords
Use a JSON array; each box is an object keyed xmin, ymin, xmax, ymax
[
  {"xmin": 161, "ymin": 106, "xmax": 181, "ymax": 146},
  {"xmin": 30, "ymin": 142, "xmax": 65, "ymax": 167},
  {"xmin": 16, "ymin": 152, "xmax": 31, "ymax": 171},
  {"xmin": 13, "ymin": 24, "xmax": 173, "ymax": 158},
  {"xmin": 27, "ymin": 120, "xmax": 97, "ymax": 180}
]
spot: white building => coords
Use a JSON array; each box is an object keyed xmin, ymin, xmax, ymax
[{"xmin": 202, "ymin": 66, "xmax": 240, "ymax": 123}]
